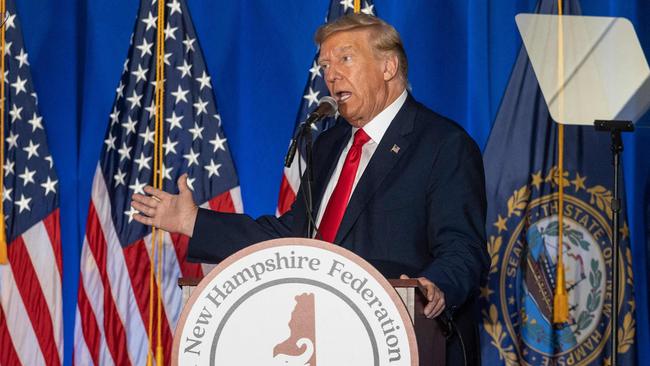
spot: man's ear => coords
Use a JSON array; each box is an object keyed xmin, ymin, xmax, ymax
[{"xmin": 383, "ymin": 53, "xmax": 399, "ymax": 81}]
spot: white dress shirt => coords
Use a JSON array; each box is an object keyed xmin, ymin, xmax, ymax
[{"xmin": 315, "ymin": 90, "xmax": 407, "ymax": 228}]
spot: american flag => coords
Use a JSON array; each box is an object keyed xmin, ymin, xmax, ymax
[
  {"xmin": 73, "ymin": 0, "xmax": 242, "ymax": 364},
  {"xmin": 0, "ymin": 0, "xmax": 64, "ymax": 365},
  {"xmin": 276, "ymin": 0, "xmax": 375, "ymax": 215}
]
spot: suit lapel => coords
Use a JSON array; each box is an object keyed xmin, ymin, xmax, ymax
[{"xmin": 334, "ymin": 96, "xmax": 418, "ymax": 243}]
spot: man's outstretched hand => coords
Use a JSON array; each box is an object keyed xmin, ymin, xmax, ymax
[{"xmin": 131, "ymin": 174, "xmax": 198, "ymax": 237}]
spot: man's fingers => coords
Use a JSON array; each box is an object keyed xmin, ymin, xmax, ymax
[
  {"xmin": 143, "ymin": 185, "xmax": 170, "ymax": 200},
  {"xmin": 424, "ymin": 300, "xmax": 436, "ymax": 318},
  {"xmin": 420, "ymin": 280, "xmax": 434, "ymax": 302},
  {"xmin": 131, "ymin": 201, "xmax": 156, "ymax": 217},
  {"xmin": 133, "ymin": 213, "xmax": 153, "ymax": 226},
  {"xmin": 399, "ymin": 274, "xmax": 409, "ymax": 280},
  {"xmin": 430, "ymin": 286, "xmax": 443, "ymax": 304},
  {"xmin": 131, "ymin": 193, "xmax": 160, "ymax": 208},
  {"xmin": 131, "ymin": 193, "xmax": 147, "ymax": 204},
  {"xmin": 431, "ymin": 298, "xmax": 445, "ymax": 318},
  {"xmin": 143, "ymin": 185, "xmax": 158, "ymax": 196},
  {"xmin": 424, "ymin": 297, "xmax": 445, "ymax": 318},
  {"xmin": 400, "ymin": 276, "xmax": 445, "ymax": 318},
  {"xmin": 423, "ymin": 287, "xmax": 446, "ymax": 318}
]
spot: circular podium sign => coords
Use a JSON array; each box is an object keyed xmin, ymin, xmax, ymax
[{"xmin": 173, "ymin": 238, "xmax": 418, "ymax": 365}]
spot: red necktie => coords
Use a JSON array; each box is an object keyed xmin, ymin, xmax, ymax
[{"xmin": 319, "ymin": 129, "xmax": 371, "ymax": 242}]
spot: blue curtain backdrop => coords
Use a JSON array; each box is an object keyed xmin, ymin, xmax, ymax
[{"xmin": 12, "ymin": 0, "xmax": 649, "ymax": 365}]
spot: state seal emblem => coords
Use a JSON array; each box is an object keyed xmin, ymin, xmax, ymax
[{"xmin": 481, "ymin": 167, "xmax": 636, "ymax": 365}]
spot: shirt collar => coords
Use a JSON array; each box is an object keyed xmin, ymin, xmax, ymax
[{"xmin": 353, "ymin": 89, "xmax": 407, "ymax": 145}]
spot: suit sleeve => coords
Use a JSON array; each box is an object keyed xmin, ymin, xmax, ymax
[
  {"xmin": 187, "ymin": 130, "xmax": 336, "ymax": 264},
  {"xmin": 186, "ymin": 208, "xmax": 295, "ymax": 263},
  {"xmin": 187, "ymin": 130, "xmax": 334, "ymax": 263},
  {"xmin": 420, "ymin": 130, "xmax": 489, "ymax": 310}
]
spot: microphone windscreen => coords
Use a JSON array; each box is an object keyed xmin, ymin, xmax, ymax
[{"xmin": 318, "ymin": 96, "xmax": 338, "ymax": 117}]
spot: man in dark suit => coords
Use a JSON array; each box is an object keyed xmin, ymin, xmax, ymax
[{"xmin": 132, "ymin": 13, "xmax": 488, "ymax": 365}]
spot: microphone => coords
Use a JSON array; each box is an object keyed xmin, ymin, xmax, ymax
[
  {"xmin": 284, "ymin": 96, "xmax": 338, "ymax": 167},
  {"xmin": 304, "ymin": 96, "xmax": 338, "ymax": 126}
]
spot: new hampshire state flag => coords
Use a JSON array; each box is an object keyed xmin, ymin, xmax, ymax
[{"xmin": 480, "ymin": 0, "xmax": 637, "ymax": 365}]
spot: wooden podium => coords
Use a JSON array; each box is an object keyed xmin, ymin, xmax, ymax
[{"xmin": 178, "ymin": 277, "xmax": 446, "ymax": 365}]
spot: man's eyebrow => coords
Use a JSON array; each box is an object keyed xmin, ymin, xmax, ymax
[{"xmin": 318, "ymin": 45, "xmax": 354, "ymax": 63}]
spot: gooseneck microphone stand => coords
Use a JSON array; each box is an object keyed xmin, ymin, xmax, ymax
[
  {"xmin": 302, "ymin": 124, "xmax": 315, "ymax": 237},
  {"xmin": 285, "ymin": 121, "xmax": 319, "ymax": 239}
]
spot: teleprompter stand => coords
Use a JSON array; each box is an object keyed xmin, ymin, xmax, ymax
[{"xmin": 594, "ymin": 120, "xmax": 634, "ymax": 366}]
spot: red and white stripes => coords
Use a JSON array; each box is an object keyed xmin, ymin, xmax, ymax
[
  {"xmin": 0, "ymin": 210, "xmax": 63, "ymax": 366},
  {"xmin": 74, "ymin": 165, "xmax": 242, "ymax": 365},
  {"xmin": 276, "ymin": 153, "xmax": 304, "ymax": 216}
]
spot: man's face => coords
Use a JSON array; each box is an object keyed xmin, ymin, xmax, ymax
[{"xmin": 318, "ymin": 29, "xmax": 393, "ymax": 127}]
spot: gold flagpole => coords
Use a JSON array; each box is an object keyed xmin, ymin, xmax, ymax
[
  {"xmin": 155, "ymin": 0, "xmax": 167, "ymax": 364},
  {"xmin": 154, "ymin": 0, "xmax": 166, "ymax": 364},
  {"xmin": 354, "ymin": 0, "xmax": 361, "ymax": 14},
  {"xmin": 553, "ymin": 0, "xmax": 569, "ymax": 324},
  {"xmin": 147, "ymin": 0, "xmax": 166, "ymax": 365}
]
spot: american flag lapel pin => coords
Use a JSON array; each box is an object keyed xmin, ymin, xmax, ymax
[{"xmin": 391, "ymin": 144, "xmax": 400, "ymax": 154}]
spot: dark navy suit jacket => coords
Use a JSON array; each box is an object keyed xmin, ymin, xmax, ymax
[{"xmin": 188, "ymin": 95, "xmax": 488, "ymax": 365}]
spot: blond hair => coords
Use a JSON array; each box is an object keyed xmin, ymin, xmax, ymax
[{"xmin": 314, "ymin": 13, "xmax": 408, "ymax": 82}]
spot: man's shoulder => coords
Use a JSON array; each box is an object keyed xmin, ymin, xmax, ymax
[
  {"xmin": 408, "ymin": 97, "xmax": 476, "ymax": 146},
  {"xmin": 314, "ymin": 95, "xmax": 476, "ymax": 148}
]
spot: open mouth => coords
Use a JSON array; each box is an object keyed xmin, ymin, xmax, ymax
[{"xmin": 335, "ymin": 91, "xmax": 352, "ymax": 103}]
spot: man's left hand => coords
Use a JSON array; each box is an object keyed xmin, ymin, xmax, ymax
[{"xmin": 400, "ymin": 274, "xmax": 445, "ymax": 319}]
